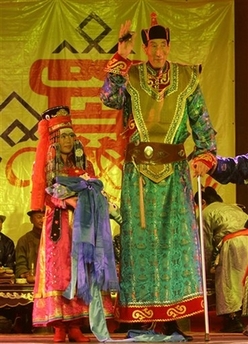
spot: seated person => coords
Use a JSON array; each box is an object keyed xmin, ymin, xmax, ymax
[
  {"xmin": 15, "ymin": 209, "xmax": 45, "ymax": 283},
  {"xmin": 194, "ymin": 186, "xmax": 248, "ymax": 333},
  {"xmin": 0, "ymin": 214, "xmax": 15, "ymax": 271},
  {"xmin": 0, "ymin": 214, "xmax": 15, "ymax": 331},
  {"xmin": 14, "ymin": 209, "xmax": 44, "ymax": 333}
]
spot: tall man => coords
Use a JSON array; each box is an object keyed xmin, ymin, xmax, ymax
[{"xmin": 100, "ymin": 13, "xmax": 217, "ymax": 340}]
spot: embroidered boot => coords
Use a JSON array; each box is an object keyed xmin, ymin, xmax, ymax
[
  {"xmin": 53, "ymin": 325, "xmax": 67, "ymax": 342},
  {"xmin": 68, "ymin": 326, "xmax": 90, "ymax": 342}
]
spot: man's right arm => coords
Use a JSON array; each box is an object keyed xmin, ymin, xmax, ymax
[
  {"xmin": 100, "ymin": 20, "xmax": 134, "ymax": 110},
  {"xmin": 100, "ymin": 71, "xmax": 127, "ymax": 110},
  {"xmin": 210, "ymin": 154, "xmax": 248, "ymax": 184}
]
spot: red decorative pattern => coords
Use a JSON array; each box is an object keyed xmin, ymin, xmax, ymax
[
  {"xmin": 114, "ymin": 296, "xmax": 204, "ymax": 322},
  {"xmin": 104, "ymin": 53, "xmax": 132, "ymax": 76}
]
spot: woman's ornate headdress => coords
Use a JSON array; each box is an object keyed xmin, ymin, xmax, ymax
[{"xmin": 30, "ymin": 106, "xmax": 86, "ymax": 210}]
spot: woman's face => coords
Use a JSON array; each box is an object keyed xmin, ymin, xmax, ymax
[{"xmin": 58, "ymin": 128, "xmax": 75, "ymax": 155}]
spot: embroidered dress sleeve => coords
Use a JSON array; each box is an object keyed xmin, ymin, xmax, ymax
[
  {"xmin": 187, "ymin": 85, "xmax": 217, "ymax": 157},
  {"xmin": 210, "ymin": 154, "xmax": 248, "ymax": 184}
]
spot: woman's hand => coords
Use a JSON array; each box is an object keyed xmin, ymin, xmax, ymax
[
  {"xmin": 79, "ymin": 172, "xmax": 91, "ymax": 180},
  {"xmin": 65, "ymin": 196, "xmax": 78, "ymax": 209}
]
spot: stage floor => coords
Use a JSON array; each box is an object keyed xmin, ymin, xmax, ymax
[{"xmin": 0, "ymin": 332, "xmax": 248, "ymax": 343}]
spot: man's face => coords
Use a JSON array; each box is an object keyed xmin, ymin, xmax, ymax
[
  {"xmin": 58, "ymin": 128, "xmax": 75, "ymax": 155},
  {"xmin": 143, "ymin": 39, "xmax": 170, "ymax": 69},
  {"xmin": 30, "ymin": 212, "xmax": 44, "ymax": 230}
]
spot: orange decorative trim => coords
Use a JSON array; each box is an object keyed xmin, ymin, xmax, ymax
[
  {"xmin": 114, "ymin": 296, "xmax": 204, "ymax": 322},
  {"xmin": 104, "ymin": 53, "xmax": 132, "ymax": 76},
  {"xmin": 223, "ymin": 228, "xmax": 248, "ymax": 243}
]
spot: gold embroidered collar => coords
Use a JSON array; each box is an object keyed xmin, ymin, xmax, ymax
[{"xmin": 146, "ymin": 61, "xmax": 170, "ymax": 91}]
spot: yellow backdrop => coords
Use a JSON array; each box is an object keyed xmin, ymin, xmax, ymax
[{"xmin": 0, "ymin": 0, "xmax": 235, "ymax": 243}]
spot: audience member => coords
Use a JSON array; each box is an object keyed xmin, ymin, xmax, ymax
[
  {"xmin": 13, "ymin": 209, "xmax": 45, "ymax": 333},
  {"xmin": 0, "ymin": 214, "xmax": 15, "ymax": 270},
  {"xmin": 15, "ymin": 209, "xmax": 45, "ymax": 282},
  {"xmin": 0, "ymin": 214, "xmax": 15, "ymax": 332}
]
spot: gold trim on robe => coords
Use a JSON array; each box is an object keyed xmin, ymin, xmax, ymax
[{"xmin": 126, "ymin": 61, "xmax": 201, "ymax": 183}]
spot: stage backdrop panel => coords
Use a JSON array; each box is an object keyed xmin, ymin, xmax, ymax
[{"xmin": 0, "ymin": 0, "xmax": 235, "ymax": 243}]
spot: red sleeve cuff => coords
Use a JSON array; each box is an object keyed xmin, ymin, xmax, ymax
[
  {"xmin": 104, "ymin": 52, "xmax": 132, "ymax": 76},
  {"xmin": 193, "ymin": 152, "xmax": 217, "ymax": 169}
]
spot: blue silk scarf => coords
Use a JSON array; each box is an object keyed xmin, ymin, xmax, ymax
[{"xmin": 49, "ymin": 176, "xmax": 119, "ymax": 304}]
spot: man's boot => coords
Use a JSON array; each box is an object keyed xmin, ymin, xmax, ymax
[
  {"xmin": 163, "ymin": 320, "xmax": 193, "ymax": 341},
  {"xmin": 221, "ymin": 313, "xmax": 243, "ymax": 333}
]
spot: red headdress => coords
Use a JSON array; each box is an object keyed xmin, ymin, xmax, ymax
[{"xmin": 30, "ymin": 106, "xmax": 77, "ymax": 210}]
